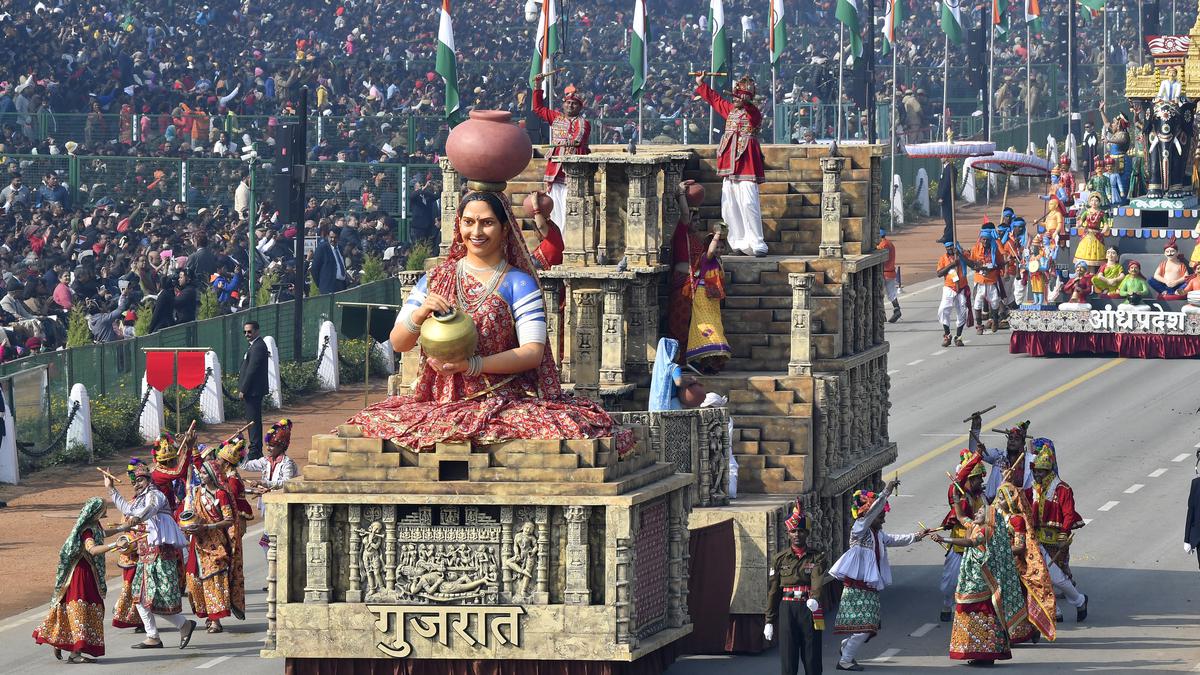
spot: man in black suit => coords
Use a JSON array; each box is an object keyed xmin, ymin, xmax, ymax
[
  {"xmin": 310, "ymin": 229, "xmax": 347, "ymax": 295},
  {"xmin": 938, "ymin": 159, "xmax": 956, "ymax": 244},
  {"xmin": 1185, "ymin": 453, "xmax": 1200, "ymax": 570},
  {"xmin": 239, "ymin": 320, "xmax": 269, "ymax": 460}
]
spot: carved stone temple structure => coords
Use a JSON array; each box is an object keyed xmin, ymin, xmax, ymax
[{"xmin": 263, "ymin": 141, "xmax": 894, "ymax": 669}]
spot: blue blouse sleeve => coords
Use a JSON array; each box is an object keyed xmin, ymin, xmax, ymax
[
  {"xmin": 500, "ymin": 270, "xmax": 547, "ymax": 345},
  {"xmin": 396, "ymin": 274, "xmax": 429, "ymax": 326}
]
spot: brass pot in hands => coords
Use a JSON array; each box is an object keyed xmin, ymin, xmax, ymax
[{"xmin": 419, "ymin": 309, "xmax": 479, "ymax": 363}]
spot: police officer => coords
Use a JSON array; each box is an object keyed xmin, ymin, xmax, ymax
[{"xmin": 765, "ymin": 500, "xmax": 825, "ymax": 674}]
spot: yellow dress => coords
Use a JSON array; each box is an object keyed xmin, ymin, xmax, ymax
[{"xmin": 1073, "ymin": 210, "xmax": 1108, "ymax": 268}]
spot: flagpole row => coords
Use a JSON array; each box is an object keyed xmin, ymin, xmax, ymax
[{"xmin": 837, "ymin": 23, "xmax": 845, "ymax": 142}]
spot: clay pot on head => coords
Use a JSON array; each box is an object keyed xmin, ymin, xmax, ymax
[
  {"xmin": 445, "ymin": 110, "xmax": 533, "ymax": 184},
  {"xmin": 522, "ymin": 191, "xmax": 554, "ymax": 218},
  {"xmin": 683, "ymin": 180, "xmax": 705, "ymax": 207},
  {"xmin": 418, "ymin": 308, "xmax": 479, "ymax": 363}
]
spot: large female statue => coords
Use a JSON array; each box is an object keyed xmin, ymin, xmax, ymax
[{"xmin": 347, "ymin": 188, "xmax": 629, "ymax": 452}]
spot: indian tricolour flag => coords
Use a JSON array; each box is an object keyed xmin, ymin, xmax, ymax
[
  {"xmin": 435, "ymin": 0, "xmax": 460, "ymax": 121},
  {"xmin": 709, "ymin": 0, "xmax": 728, "ymax": 89},
  {"xmin": 529, "ymin": 0, "xmax": 560, "ymax": 92},
  {"xmin": 630, "ymin": 0, "xmax": 647, "ymax": 99},
  {"xmin": 769, "ymin": 0, "xmax": 786, "ymax": 67},
  {"xmin": 992, "ymin": 0, "xmax": 1009, "ymax": 35},
  {"xmin": 836, "ymin": 0, "xmax": 863, "ymax": 57},
  {"xmin": 1077, "ymin": 0, "xmax": 1103, "ymax": 20},
  {"xmin": 882, "ymin": 0, "xmax": 906, "ymax": 56},
  {"xmin": 941, "ymin": 0, "xmax": 964, "ymax": 44},
  {"xmin": 1024, "ymin": 0, "xmax": 1042, "ymax": 33}
]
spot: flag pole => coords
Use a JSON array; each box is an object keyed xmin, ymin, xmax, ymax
[
  {"xmin": 941, "ymin": 32, "xmax": 950, "ymax": 141},
  {"xmin": 987, "ymin": 7, "xmax": 995, "ymax": 205},
  {"xmin": 1025, "ymin": 23, "xmax": 1032, "ymax": 151},
  {"xmin": 837, "ymin": 23, "xmax": 845, "ymax": 141},
  {"xmin": 1102, "ymin": 4, "xmax": 1108, "ymax": 114},
  {"xmin": 889, "ymin": 10, "xmax": 899, "ymax": 232},
  {"xmin": 772, "ymin": 65, "xmax": 778, "ymax": 140}
]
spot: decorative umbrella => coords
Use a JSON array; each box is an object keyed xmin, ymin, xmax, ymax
[
  {"xmin": 968, "ymin": 150, "xmax": 1052, "ymax": 212},
  {"xmin": 902, "ymin": 141, "xmax": 996, "ymax": 243}
]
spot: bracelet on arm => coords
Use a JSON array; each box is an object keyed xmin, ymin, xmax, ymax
[
  {"xmin": 467, "ymin": 355, "xmax": 484, "ymax": 377},
  {"xmin": 402, "ymin": 312, "xmax": 422, "ymax": 334}
]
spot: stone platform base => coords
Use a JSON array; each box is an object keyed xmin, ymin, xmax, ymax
[
  {"xmin": 284, "ymin": 644, "xmax": 679, "ymax": 675},
  {"xmin": 687, "ymin": 495, "xmax": 793, "ymax": 654}
]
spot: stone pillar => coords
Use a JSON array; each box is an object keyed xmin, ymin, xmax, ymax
[
  {"xmin": 569, "ymin": 288, "xmax": 603, "ymax": 400},
  {"xmin": 534, "ymin": 506, "xmax": 550, "ymax": 604},
  {"xmin": 265, "ymin": 533, "xmax": 278, "ymax": 650},
  {"xmin": 661, "ymin": 159, "xmax": 685, "ymax": 248},
  {"xmin": 624, "ymin": 162, "xmax": 661, "ymax": 267},
  {"xmin": 625, "ymin": 275, "xmax": 657, "ymax": 383},
  {"xmin": 346, "ymin": 505, "xmax": 362, "ymax": 602},
  {"xmin": 873, "ymin": 267, "xmax": 886, "ymax": 346},
  {"xmin": 303, "ymin": 504, "xmax": 332, "ymax": 603},
  {"xmin": 564, "ymin": 506, "xmax": 592, "ymax": 605},
  {"xmin": 667, "ymin": 489, "xmax": 691, "ymax": 628},
  {"xmin": 500, "ymin": 507, "xmax": 514, "ymax": 593},
  {"xmin": 438, "ymin": 158, "xmax": 463, "ymax": 257},
  {"xmin": 788, "ymin": 273, "xmax": 815, "ymax": 375},
  {"xmin": 613, "ymin": 506, "xmax": 639, "ymax": 649},
  {"xmin": 382, "ymin": 506, "xmax": 397, "ymax": 594},
  {"xmin": 600, "ymin": 280, "xmax": 627, "ymax": 387},
  {"xmin": 854, "ymin": 273, "xmax": 867, "ymax": 354},
  {"xmin": 544, "ymin": 280, "xmax": 564, "ymax": 366},
  {"xmin": 563, "ymin": 162, "xmax": 597, "ymax": 266},
  {"xmin": 819, "ymin": 156, "xmax": 846, "ymax": 258},
  {"xmin": 869, "ymin": 154, "xmax": 883, "ymax": 250},
  {"xmin": 841, "ymin": 277, "xmax": 854, "ymax": 359}
]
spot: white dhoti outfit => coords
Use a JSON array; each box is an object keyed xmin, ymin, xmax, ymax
[
  {"xmin": 972, "ymin": 282, "xmax": 1001, "ymax": 311},
  {"xmin": 721, "ymin": 179, "xmax": 768, "ymax": 255},
  {"xmin": 547, "ymin": 180, "xmax": 567, "ymax": 231},
  {"xmin": 883, "ymin": 278, "xmax": 900, "ymax": 302},
  {"xmin": 1040, "ymin": 543, "xmax": 1085, "ymax": 608},
  {"xmin": 938, "ymin": 287, "xmax": 970, "ymax": 327}
]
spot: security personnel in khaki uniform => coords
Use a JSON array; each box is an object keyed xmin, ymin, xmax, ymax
[{"xmin": 765, "ymin": 499, "xmax": 825, "ymax": 674}]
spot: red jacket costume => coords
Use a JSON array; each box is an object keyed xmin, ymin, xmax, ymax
[
  {"xmin": 695, "ymin": 82, "xmax": 765, "ymax": 183},
  {"xmin": 941, "ymin": 452, "xmax": 987, "ymax": 547},
  {"xmin": 531, "ymin": 89, "xmax": 591, "ymax": 185},
  {"xmin": 1025, "ymin": 478, "xmax": 1082, "ymax": 545}
]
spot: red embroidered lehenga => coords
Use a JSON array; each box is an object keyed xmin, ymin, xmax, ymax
[{"xmin": 346, "ymin": 191, "xmax": 631, "ymax": 453}]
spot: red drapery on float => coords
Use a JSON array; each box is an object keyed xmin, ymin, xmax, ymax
[
  {"xmin": 145, "ymin": 351, "xmax": 175, "ymax": 391},
  {"xmin": 1011, "ymin": 331, "xmax": 1200, "ymax": 358},
  {"xmin": 176, "ymin": 350, "xmax": 208, "ymax": 389}
]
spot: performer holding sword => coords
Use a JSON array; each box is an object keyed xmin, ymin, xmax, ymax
[
  {"xmin": 531, "ymin": 70, "xmax": 591, "ymax": 230},
  {"xmin": 694, "ymin": 71, "xmax": 768, "ymax": 257}
]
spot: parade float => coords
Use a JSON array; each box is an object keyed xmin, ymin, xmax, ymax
[
  {"xmin": 1008, "ymin": 21, "xmax": 1200, "ymax": 358},
  {"xmin": 262, "ymin": 108, "xmax": 895, "ymax": 671}
]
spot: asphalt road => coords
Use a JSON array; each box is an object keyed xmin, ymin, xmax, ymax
[{"xmin": 2, "ymin": 277, "xmax": 1197, "ymax": 673}]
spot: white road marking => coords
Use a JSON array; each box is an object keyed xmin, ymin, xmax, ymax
[
  {"xmin": 1194, "ymin": 441, "xmax": 1200, "ymax": 448},
  {"xmin": 931, "ymin": 349, "xmax": 947, "ymax": 356},
  {"xmin": 899, "ymin": 278, "xmax": 943, "ymax": 300},
  {"xmin": 1124, "ymin": 484, "xmax": 1144, "ymax": 494},
  {"xmin": 869, "ymin": 648, "xmax": 902, "ymax": 663},
  {"xmin": 910, "ymin": 622, "xmax": 938, "ymax": 637},
  {"xmin": 197, "ymin": 655, "xmax": 235, "ymax": 669},
  {"xmin": 906, "ymin": 359, "xmax": 924, "ymax": 366},
  {"xmin": 1174, "ymin": 453, "xmax": 1192, "ymax": 462},
  {"xmin": 1083, "ymin": 518, "xmax": 1093, "ymax": 526},
  {"xmin": 888, "ymin": 369, "xmax": 900, "ymax": 375},
  {"xmin": 1098, "ymin": 501, "xmax": 1120, "ymax": 512},
  {"xmin": 1149, "ymin": 468, "xmax": 1168, "ymax": 478},
  {"xmin": 0, "ymin": 616, "xmax": 36, "ymax": 632}
]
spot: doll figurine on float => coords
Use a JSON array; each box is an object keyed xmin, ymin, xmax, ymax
[
  {"xmin": 345, "ymin": 110, "xmax": 632, "ymax": 454},
  {"xmin": 1058, "ymin": 261, "xmax": 1094, "ymax": 310}
]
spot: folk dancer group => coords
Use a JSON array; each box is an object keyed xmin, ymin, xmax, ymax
[
  {"xmin": 32, "ymin": 420, "xmax": 297, "ymax": 662},
  {"xmin": 764, "ymin": 413, "xmax": 1088, "ymax": 673}
]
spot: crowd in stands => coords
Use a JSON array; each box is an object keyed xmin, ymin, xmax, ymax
[
  {"xmin": 0, "ymin": 170, "xmax": 426, "ymax": 360},
  {"xmin": 0, "ymin": 0, "xmax": 1180, "ymax": 155}
]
